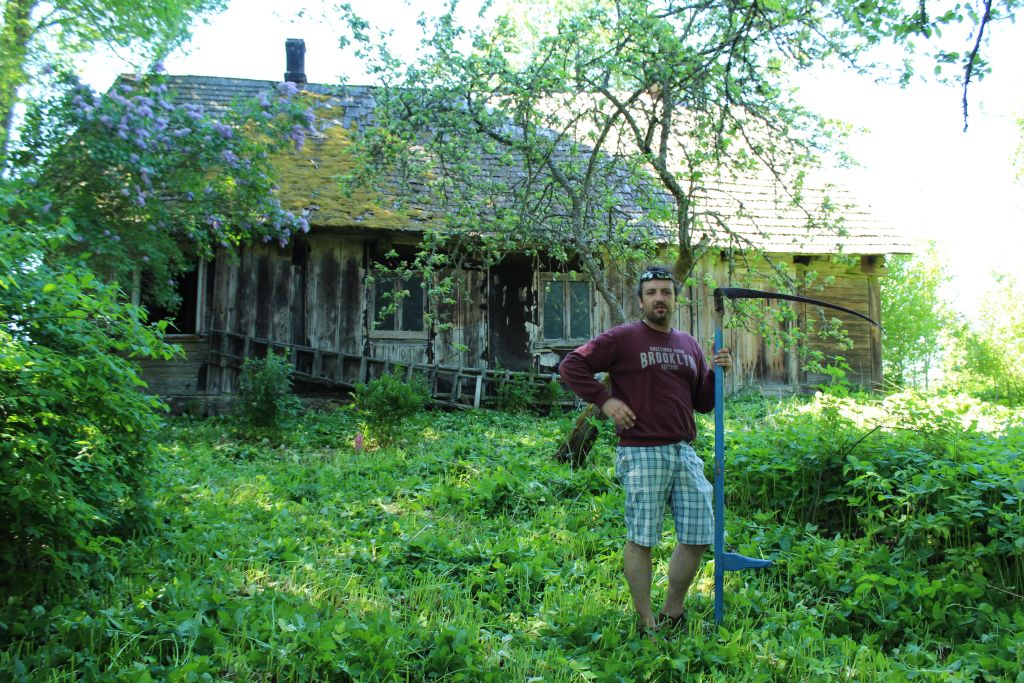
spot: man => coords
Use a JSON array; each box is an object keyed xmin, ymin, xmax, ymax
[{"xmin": 559, "ymin": 266, "xmax": 732, "ymax": 635}]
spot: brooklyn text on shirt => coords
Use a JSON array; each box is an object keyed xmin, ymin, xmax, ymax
[{"xmin": 638, "ymin": 347, "xmax": 698, "ymax": 371}]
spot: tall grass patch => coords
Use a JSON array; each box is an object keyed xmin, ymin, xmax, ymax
[{"xmin": 1, "ymin": 394, "xmax": 1021, "ymax": 681}]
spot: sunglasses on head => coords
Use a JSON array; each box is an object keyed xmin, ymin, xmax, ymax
[{"xmin": 639, "ymin": 269, "xmax": 673, "ymax": 282}]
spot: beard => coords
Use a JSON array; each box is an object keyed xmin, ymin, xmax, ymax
[{"xmin": 644, "ymin": 305, "xmax": 671, "ymax": 324}]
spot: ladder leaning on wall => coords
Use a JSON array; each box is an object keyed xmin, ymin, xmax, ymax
[{"xmin": 207, "ymin": 328, "xmax": 571, "ymax": 410}]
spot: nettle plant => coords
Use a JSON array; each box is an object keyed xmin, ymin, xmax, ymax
[{"xmin": 11, "ymin": 67, "xmax": 318, "ymax": 311}]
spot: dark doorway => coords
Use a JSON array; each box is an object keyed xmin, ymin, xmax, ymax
[{"xmin": 147, "ymin": 265, "xmax": 202, "ymax": 334}]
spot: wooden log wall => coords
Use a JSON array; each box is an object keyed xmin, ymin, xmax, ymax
[
  {"xmin": 578, "ymin": 252, "xmax": 882, "ymax": 393},
  {"xmin": 205, "ymin": 235, "xmax": 492, "ymax": 396},
  {"xmin": 135, "ymin": 335, "xmax": 210, "ymax": 398},
  {"xmin": 159, "ymin": 234, "xmax": 883, "ymax": 405}
]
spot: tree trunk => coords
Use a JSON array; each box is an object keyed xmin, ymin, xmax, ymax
[
  {"xmin": 0, "ymin": 0, "xmax": 36, "ymax": 167},
  {"xmin": 555, "ymin": 395, "xmax": 601, "ymax": 466}
]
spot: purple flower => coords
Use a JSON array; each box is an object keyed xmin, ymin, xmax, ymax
[
  {"xmin": 130, "ymin": 153, "xmax": 140, "ymax": 164},
  {"xmin": 221, "ymin": 149, "xmax": 240, "ymax": 166},
  {"xmin": 212, "ymin": 122, "xmax": 233, "ymax": 139},
  {"xmin": 288, "ymin": 125, "xmax": 306, "ymax": 151},
  {"xmin": 152, "ymin": 61, "xmax": 166, "ymax": 74},
  {"xmin": 298, "ymin": 217, "xmax": 309, "ymax": 233},
  {"xmin": 257, "ymin": 92, "xmax": 270, "ymax": 108},
  {"xmin": 276, "ymin": 81, "xmax": 298, "ymax": 97},
  {"xmin": 302, "ymin": 108, "xmax": 316, "ymax": 125},
  {"xmin": 185, "ymin": 191, "xmax": 194, "ymax": 201},
  {"xmin": 142, "ymin": 255, "xmax": 150, "ymax": 262}
]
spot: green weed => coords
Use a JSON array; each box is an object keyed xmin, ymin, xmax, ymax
[{"xmin": 1, "ymin": 393, "xmax": 1021, "ymax": 681}]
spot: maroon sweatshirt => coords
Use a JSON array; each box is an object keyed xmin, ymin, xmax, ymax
[{"xmin": 559, "ymin": 321, "xmax": 715, "ymax": 446}]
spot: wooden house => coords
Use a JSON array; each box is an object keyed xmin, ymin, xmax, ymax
[{"xmin": 138, "ymin": 46, "xmax": 912, "ymax": 411}]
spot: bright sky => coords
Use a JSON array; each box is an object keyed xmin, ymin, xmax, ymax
[{"xmin": 80, "ymin": 0, "xmax": 1024, "ymax": 319}]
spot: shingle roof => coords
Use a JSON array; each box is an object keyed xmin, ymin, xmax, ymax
[{"xmin": 160, "ymin": 74, "xmax": 912, "ymax": 255}]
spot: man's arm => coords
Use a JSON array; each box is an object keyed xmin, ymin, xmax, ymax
[
  {"xmin": 561, "ymin": 341, "xmax": 638, "ymax": 431},
  {"xmin": 559, "ymin": 340, "xmax": 613, "ymax": 408}
]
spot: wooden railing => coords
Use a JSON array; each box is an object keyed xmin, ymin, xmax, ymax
[{"xmin": 208, "ymin": 329, "xmax": 571, "ymax": 410}]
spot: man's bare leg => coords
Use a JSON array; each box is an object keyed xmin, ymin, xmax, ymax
[
  {"xmin": 660, "ymin": 543, "xmax": 708, "ymax": 618},
  {"xmin": 623, "ymin": 541, "xmax": 656, "ymax": 629}
]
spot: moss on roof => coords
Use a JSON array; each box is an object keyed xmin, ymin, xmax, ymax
[{"xmin": 272, "ymin": 124, "xmax": 395, "ymax": 229}]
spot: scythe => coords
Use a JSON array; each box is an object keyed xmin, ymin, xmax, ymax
[{"xmin": 711, "ymin": 287, "xmax": 881, "ymax": 625}]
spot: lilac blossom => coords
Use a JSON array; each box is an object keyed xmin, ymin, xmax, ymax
[
  {"xmin": 211, "ymin": 122, "xmax": 233, "ymax": 139},
  {"xmin": 288, "ymin": 125, "xmax": 306, "ymax": 151},
  {"xmin": 276, "ymin": 81, "xmax": 298, "ymax": 97}
]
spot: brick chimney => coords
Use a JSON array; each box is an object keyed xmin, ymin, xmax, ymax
[{"xmin": 285, "ymin": 39, "xmax": 306, "ymax": 85}]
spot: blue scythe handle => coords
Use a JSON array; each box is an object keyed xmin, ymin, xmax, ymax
[{"xmin": 711, "ymin": 287, "xmax": 880, "ymax": 625}]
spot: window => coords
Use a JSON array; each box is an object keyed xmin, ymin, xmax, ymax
[
  {"xmin": 541, "ymin": 276, "xmax": 591, "ymax": 343},
  {"xmin": 372, "ymin": 273, "xmax": 426, "ymax": 336}
]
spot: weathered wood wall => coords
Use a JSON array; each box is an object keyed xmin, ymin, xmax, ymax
[
  {"xmin": 140, "ymin": 234, "xmax": 884, "ymax": 403},
  {"xmin": 136, "ymin": 336, "xmax": 210, "ymax": 398}
]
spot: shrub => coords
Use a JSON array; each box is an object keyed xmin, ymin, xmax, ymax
[
  {"xmin": 235, "ymin": 349, "xmax": 301, "ymax": 432},
  {"xmin": 352, "ymin": 369, "xmax": 430, "ymax": 447},
  {"xmin": 0, "ymin": 199, "xmax": 174, "ymax": 585},
  {"xmin": 495, "ymin": 371, "xmax": 536, "ymax": 414}
]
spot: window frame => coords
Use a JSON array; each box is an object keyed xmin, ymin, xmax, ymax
[
  {"xmin": 538, "ymin": 273, "xmax": 593, "ymax": 346},
  {"xmin": 368, "ymin": 270, "xmax": 428, "ymax": 340}
]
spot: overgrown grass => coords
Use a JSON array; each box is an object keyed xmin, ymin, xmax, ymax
[{"xmin": 1, "ymin": 392, "xmax": 1022, "ymax": 681}]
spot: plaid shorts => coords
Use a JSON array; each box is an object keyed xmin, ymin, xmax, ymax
[{"xmin": 615, "ymin": 441, "xmax": 714, "ymax": 547}]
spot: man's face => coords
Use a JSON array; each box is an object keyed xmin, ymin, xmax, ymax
[{"xmin": 639, "ymin": 278, "xmax": 675, "ymax": 326}]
